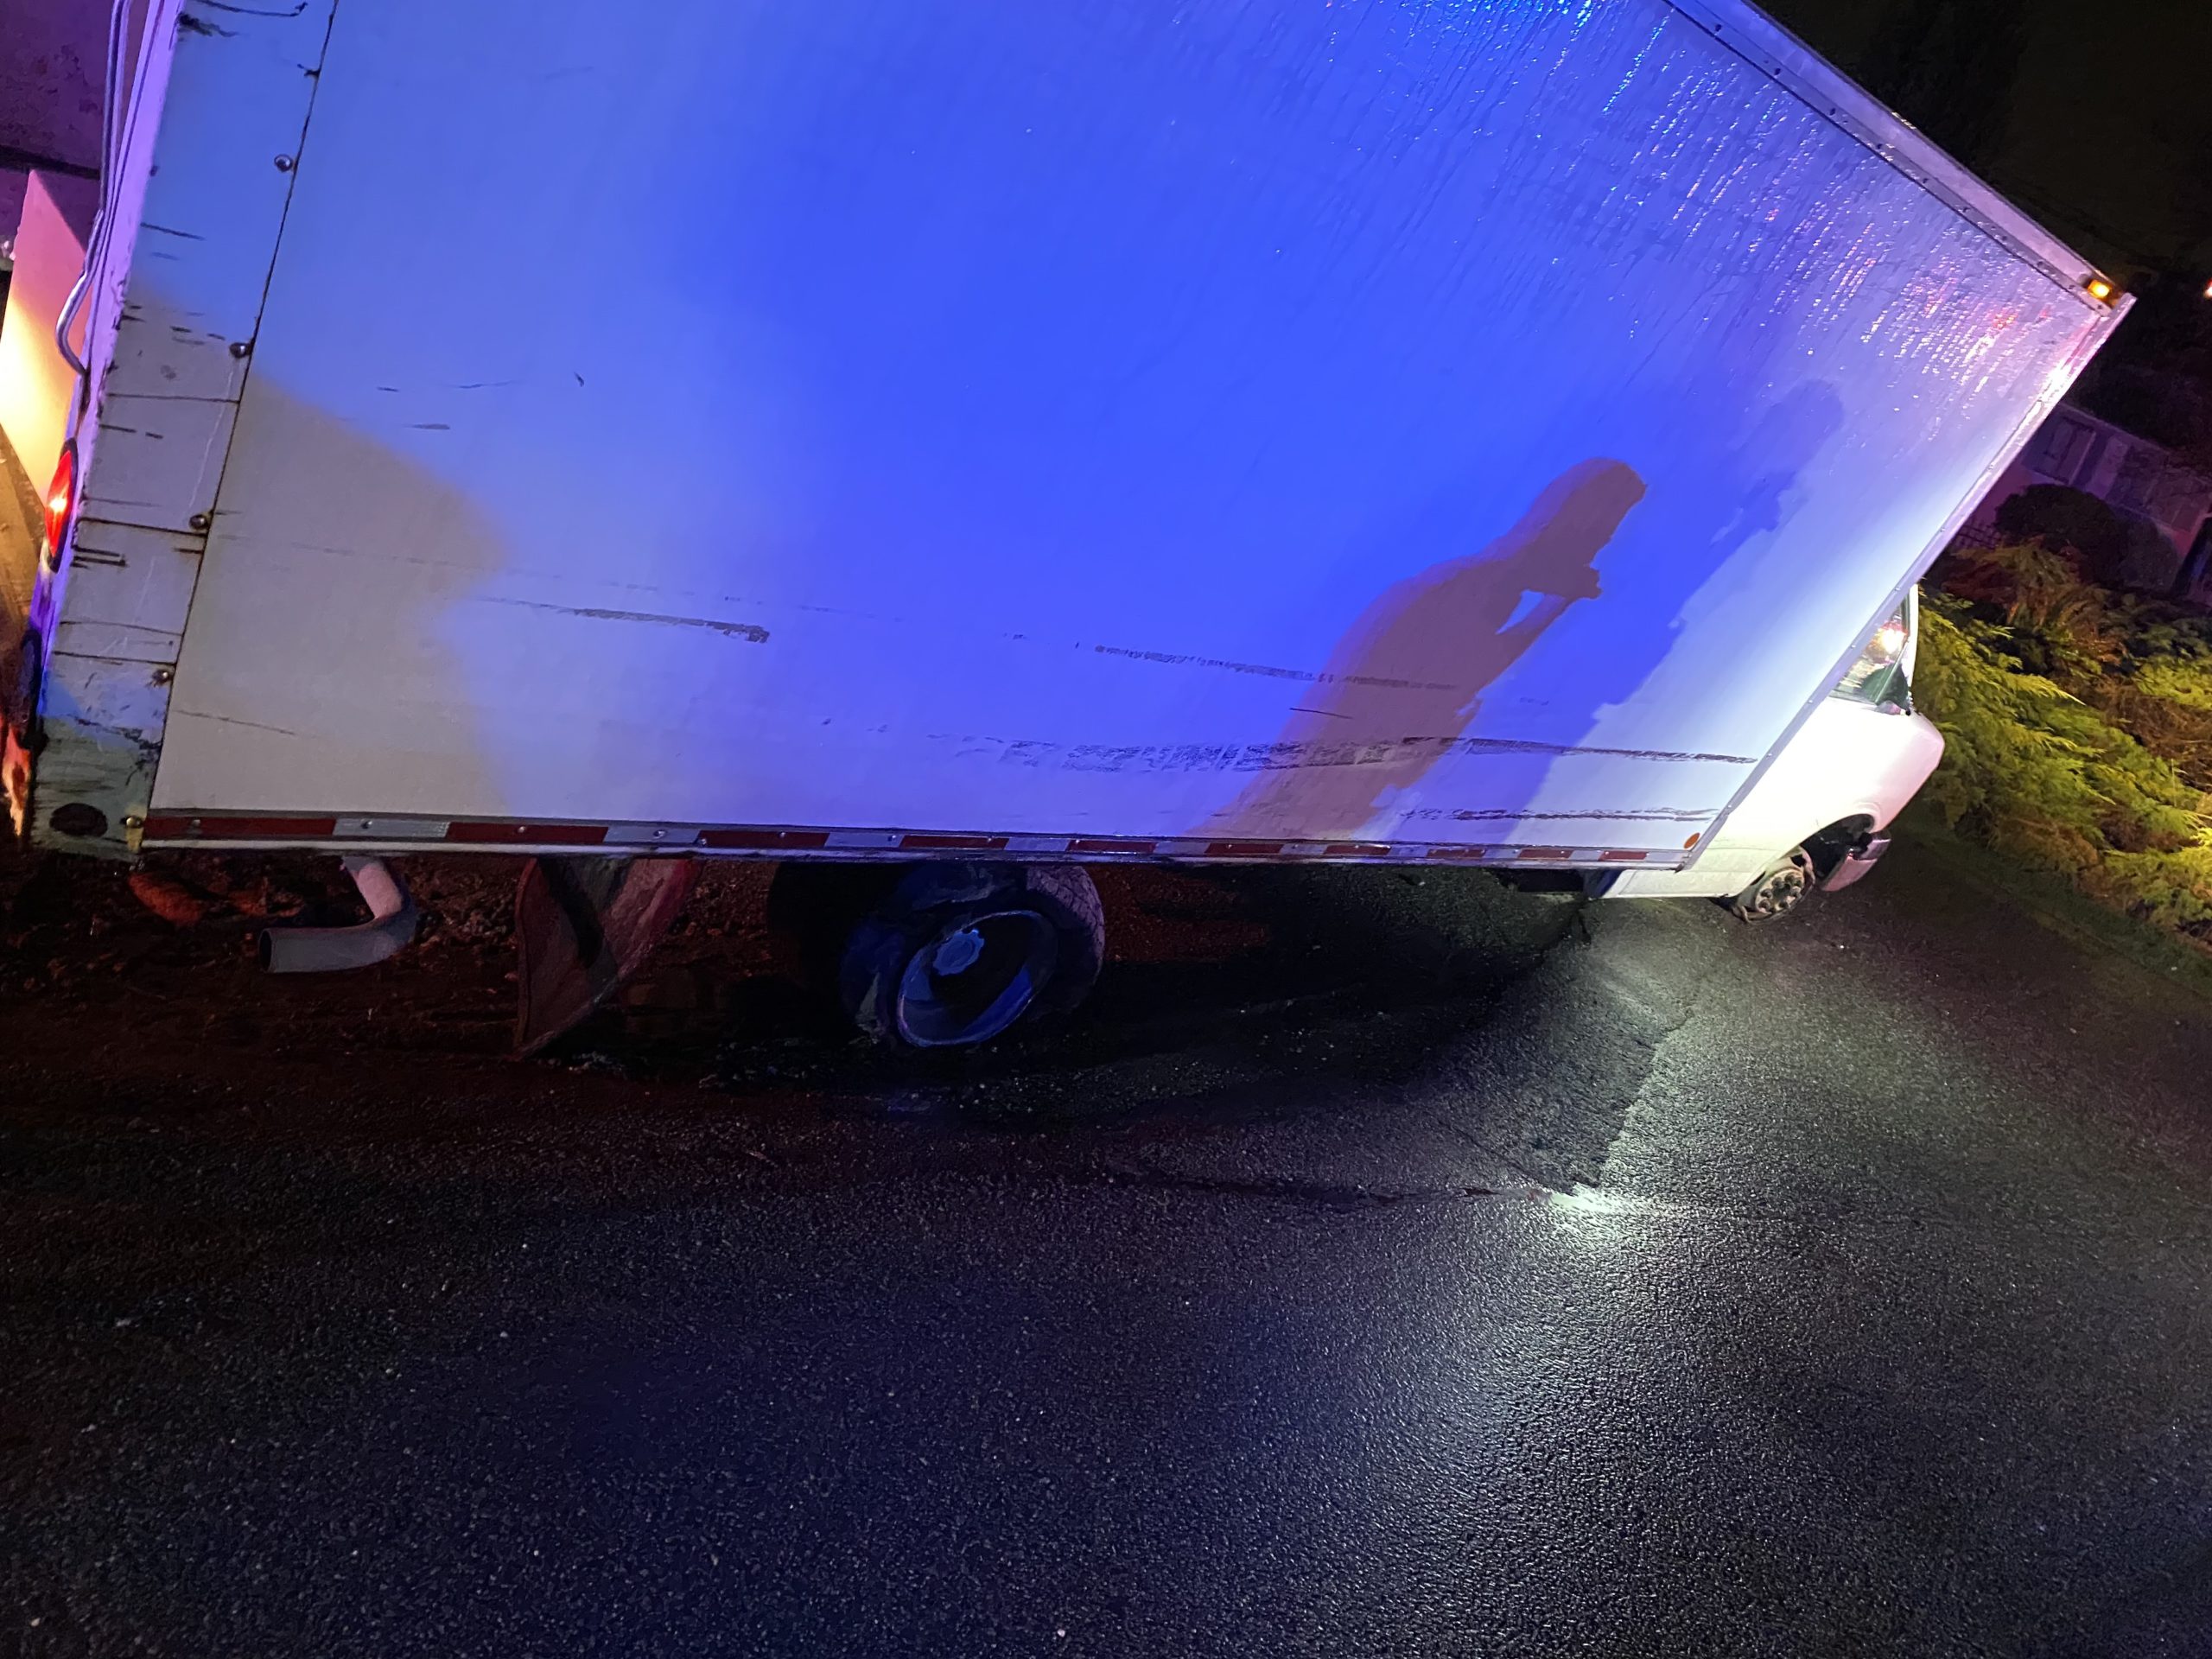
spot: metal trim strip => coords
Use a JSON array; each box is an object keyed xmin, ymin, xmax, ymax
[{"xmin": 138, "ymin": 811, "xmax": 1689, "ymax": 869}]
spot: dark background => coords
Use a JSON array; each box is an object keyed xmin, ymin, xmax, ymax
[
  {"xmin": 1767, "ymin": 0, "xmax": 2212, "ymax": 281},
  {"xmin": 1764, "ymin": 0, "xmax": 2212, "ymax": 461}
]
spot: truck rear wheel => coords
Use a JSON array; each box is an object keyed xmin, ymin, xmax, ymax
[
  {"xmin": 1726, "ymin": 847, "xmax": 1817, "ymax": 923},
  {"xmin": 838, "ymin": 863, "xmax": 1105, "ymax": 1048}
]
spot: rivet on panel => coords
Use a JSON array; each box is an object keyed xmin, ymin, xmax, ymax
[
  {"xmin": 274, "ymin": 155, "xmax": 295, "ymax": 172},
  {"xmin": 188, "ymin": 512, "xmax": 211, "ymax": 531}
]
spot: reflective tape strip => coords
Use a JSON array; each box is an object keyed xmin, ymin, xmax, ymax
[{"xmin": 136, "ymin": 812, "xmax": 1680, "ymax": 870}]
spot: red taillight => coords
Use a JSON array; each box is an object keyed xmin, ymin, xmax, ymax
[{"xmin": 41, "ymin": 442, "xmax": 76, "ymax": 566}]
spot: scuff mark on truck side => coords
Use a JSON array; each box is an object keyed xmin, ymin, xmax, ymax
[
  {"xmin": 1405, "ymin": 805, "xmax": 1719, "ymax": 824},
  {"xmin": 194, "ymin": 0, "xmax": 308, "ymax": 17},
  {"xmin": 1089, "ymin": 641, "xmax": 1456, "ymax": 694},
  {"xmin": 172, "ymin": 709, "xmax": 301, "ymax": 739},
  {"xmin": 941, "ymin": 732, "xmax": 1758, "ymax": 775},
  {"xmin": 480, "ymin": 597, "xmax": 769, "ymax": 644}
]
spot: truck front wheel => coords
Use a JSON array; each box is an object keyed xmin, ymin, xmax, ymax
[
  {"xmin": 1726, "ymin": 847, "xmax": 1816, "ymax": 923},
  {"xmin": 838, "ymin": 862, "xmax": 1105, "ymax": 1048}
]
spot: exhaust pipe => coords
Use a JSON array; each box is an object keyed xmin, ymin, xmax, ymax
[{"xmin": 260, "ymin": 856, "xmax": 418, "ymax": 974}]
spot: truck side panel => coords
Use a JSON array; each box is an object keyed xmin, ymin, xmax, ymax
[{"xmin": 55, "ymin": 0, "xmax": 2123, "ymax": 861}]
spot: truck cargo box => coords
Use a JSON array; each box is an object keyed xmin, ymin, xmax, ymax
[{"xmin": 8, "ymin": 0, "xmax": 2124, "ymax": 878}]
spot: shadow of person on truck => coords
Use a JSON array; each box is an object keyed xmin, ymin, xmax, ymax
[
  {"xmin": 1208, "ymin": 459, "xmax": 1647, "ymax": 842},
  {"xmin": 1554, "ymin": 381, "xmax": 1846, "ymax": 763}
]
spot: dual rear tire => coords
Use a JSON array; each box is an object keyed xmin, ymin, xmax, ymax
[{"xmin": 773, "ymin": 861, "xmax": 1106, "ymax": 1050}]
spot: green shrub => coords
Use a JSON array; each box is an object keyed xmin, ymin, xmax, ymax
[
  {"xmin": 1930, "ymin": 539, "xmax": 2123, "ymax": 683},
  {"xmin": 1914, "ymin": 593, "xmax": 2212, "ymax": 945},
  {"xmin": 2087, "ymin": 677, "xmax": 2212, "ymax": 794},
  {"xmin": 2131, "ymin": 655, "xmax": 2212, "ymax": 714},
  {"xmin": 2099, "ymin": 846, "xmax": 2212, "ymax": 937},
  {"xmin": 1993, "ymin": 484, "xmax": 2133, "ymax": 587}
]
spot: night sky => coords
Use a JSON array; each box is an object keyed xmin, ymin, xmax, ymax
[{"xmin": 1764, "ymin": 0, "xmax": 2212, "ymax": 284}]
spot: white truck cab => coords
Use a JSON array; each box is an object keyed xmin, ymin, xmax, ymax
[{"xmin": 1601, "ymin": 591, "xmax": 1944, "ymax": 919}]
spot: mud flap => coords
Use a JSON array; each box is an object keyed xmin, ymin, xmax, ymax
[
  {"xmin": 3, "ymin": 625, "xmax": 41, "ymax": 834},
  {"xmin": 514, "ymin": 855, "xmax": 698, "ymax": 1056}
]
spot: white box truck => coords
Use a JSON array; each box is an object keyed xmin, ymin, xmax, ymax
[{"xmin": 1, "ymin": 0, "xmax": 2127, "ymax": 1046}]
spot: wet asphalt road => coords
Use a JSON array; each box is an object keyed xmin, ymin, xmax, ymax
[{"xmin": 4, "ymin": 840, "xmax": 2212, "ymax": 1657}]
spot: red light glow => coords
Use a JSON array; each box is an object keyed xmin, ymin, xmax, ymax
[{"xmin": 41, "ymin": 444, "xmax": 76, "ymax": 562}]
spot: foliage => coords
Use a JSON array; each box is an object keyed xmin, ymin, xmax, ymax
[
  {"xmin": 1988, "ymin": 482, "xmax": 2196, "ymax": 594},
  {"xmin": 2088, "ymin": 685, "xmax": 2212, "ymax": 798},
  {"xmin": 1914, "ymin": 550, "xmax": 2212, "ymax": 950},
  {"xmin": 1929, "ymin": 539, "xmax": 2124, "ymax": 681},
  {"xmin": 2128, "ymin": 641, "xmax": 2212, "ymax": 708},
  {"xmin": 1993, "ymin": 485, "xmax": 2135, "ymax": 588},
  {"xmin": 2124, "ymin": 609, "xmax": 2212, "ymax": 675}
]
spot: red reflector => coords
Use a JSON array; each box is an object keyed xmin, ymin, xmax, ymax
[
  {"xmin": 140, "ymin": 814, "xmax": 339, "ymax": 840},
  {"xmin": 445, "ymin": 821, "xmax": 608, "ymax": 845},
  {"xmin": 699, "ymin": 827, "xmax": 830, "ymax": 850},
  {"xmin": 1068, "ymin": 837, "xmax": 1154, "ymax": 855},
  {"xmin": 1204, "ymin": 841, "xmax": 1284, "ymax": 860},
  {"xmin": 1427, "ymin": 846, "xmax": 1490, "ymax": 861},
  {"xmin": 1322, "ymin": 842, "xmax": 1393, "ymax": 859},
  {"xmin": 1599, "ymin": 849, "xmax": 1649, "ymax": 862},
  {"xmin": 220, "ymin": 816, "xmax": 338, "ymax": 838},
  {"xmin": 42, "ymin": 442, "xmax": 76, "ymax": 561},
  {"xmin": 1516, "ymin": 848, "xmax": 1574, "ymax": 861},
  {"xmin": 899, "ymin": 833, "xmax": 1008, "ymax": 852}
]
